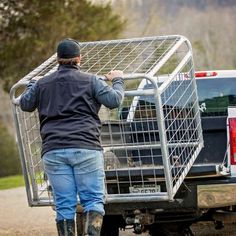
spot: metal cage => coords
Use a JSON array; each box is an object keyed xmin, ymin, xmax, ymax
[{"xmin": 10, "ymin": 35, "xmax": 203, "ymax": 206}]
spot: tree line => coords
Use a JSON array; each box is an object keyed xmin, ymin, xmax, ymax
[{"xmin": 112, "ymin": 0, "xmax": 236, "ymax": 70}]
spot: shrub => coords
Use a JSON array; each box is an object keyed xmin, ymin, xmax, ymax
[{"xmin": 0, "ymin": 121, "xmax": 21, "ymax": 177}]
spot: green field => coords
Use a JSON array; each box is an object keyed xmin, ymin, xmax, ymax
[{"xmin": 0, "ymin": 175, "xmax": 25, "ymax": 190}]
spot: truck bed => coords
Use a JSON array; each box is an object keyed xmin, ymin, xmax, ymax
[{"xmin": 103, "ymin": 115, "xmax": 228, "ymax": 183}]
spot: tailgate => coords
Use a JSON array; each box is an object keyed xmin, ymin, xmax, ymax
[{"xmin": 191, "ymin": 116, "xmax": 228, "ymax": 177}]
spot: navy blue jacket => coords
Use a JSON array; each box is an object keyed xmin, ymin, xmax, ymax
[{"xmin": 20, "ymin": 64, "xmax": 124, "ymax": 156}]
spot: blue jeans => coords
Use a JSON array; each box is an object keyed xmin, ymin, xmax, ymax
[{"xmin": 43, "ymin": 148, "xmax": 105, "ymax": 221}]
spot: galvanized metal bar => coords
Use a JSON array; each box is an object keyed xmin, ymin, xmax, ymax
[
  {"xmin": 147, "ymin": 36, "xmax": 186, "ymax": 77},
  {"xmin": 79, "ymin": 35, "xmax": 181, "ymax": 47},
  {"xmin": 10, "ymin": 80, "xmax": 30, "ymax": 105},
  {"xmin": 19, "ymin": 54, "xmax": 57, "ymax": 82},
  {"xmin": 124, "ymin": 89, "xmax": 155, "ymax": 97},
  {"xmin": 154, "ymin": 88, "xmax": 173, "ymax": 200},
  {"xmin": 158, "ymin": 51, "xmax": 192, "ymax": 94},
  {"xmin": 103, "ymin": 142, "xmax": 200, "ymax": 152},
  {"xmin": 106, "ymin": 193, "xmax": 169, "ymax": 203}
]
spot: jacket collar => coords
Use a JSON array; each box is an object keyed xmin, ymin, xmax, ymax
[{"xmin": 58, "ymin": 64, "xmax": 80, "ymax": 71}]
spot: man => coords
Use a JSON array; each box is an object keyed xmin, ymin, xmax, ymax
[{"xmin": 20, "ymin": 38, "xmax": 124, "ymax": 236}]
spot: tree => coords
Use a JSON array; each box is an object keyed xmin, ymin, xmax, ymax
[
  {"xmin": 0, "ymin": 120, "xmax": 21, "ymax": 177},
  {"xmin": 113, "ymin": 0, "xmax": 236, "ymax": 70},
  {"xmin": 0, "ymin": 0, "xmax": 125, "ymax": 91}
]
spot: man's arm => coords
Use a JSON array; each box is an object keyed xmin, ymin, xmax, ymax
[
  {"xmin": 20, "ymin": 79, "xmax": 39, "ymax": 112},
  {"xmin": 93, "ymin": 70, "xmax": 124, "ymax": 109}
]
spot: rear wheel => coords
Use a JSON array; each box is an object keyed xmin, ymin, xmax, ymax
[{"xmin": 101, "ymin": 215, "xmax": 123, "ymax": 236}]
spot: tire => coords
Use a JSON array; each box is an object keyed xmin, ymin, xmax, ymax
[
  {"xmin": 101, "ymin": 225, "xmax": 119, "ymax": 236},
  {"xmin": 100, "ymin": 215, "xmax": 121, "ymax": 236}
]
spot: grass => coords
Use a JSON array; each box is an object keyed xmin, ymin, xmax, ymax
[{"xmin": 0, "ymin": 175, "xmax": 25, "ymax": 190}]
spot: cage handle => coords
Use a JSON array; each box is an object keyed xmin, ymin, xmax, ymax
[{"xmin": 10, "ymin": 79, "xmax": 30, "ymax": 105}]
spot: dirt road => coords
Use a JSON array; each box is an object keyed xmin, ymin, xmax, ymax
[
  {"xmin": 1, "ymin": 187, "xmax": 236, "ymax": 236},
  {"xmin": 0, "ymin": 187, "xmax": 138, "ymax": 236},
  {"xmin": 0, "ymin": 187, "xmax": 56, "ymax": 235}
]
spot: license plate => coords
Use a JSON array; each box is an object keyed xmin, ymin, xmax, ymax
[{"xmin": 129, "ymin": 185, "xmax": 161, "ymax": 194}]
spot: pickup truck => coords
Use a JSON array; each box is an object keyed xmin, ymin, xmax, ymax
[{"xmin": 101, "ymin": 70, "xmax": 236, "ymax": 236}]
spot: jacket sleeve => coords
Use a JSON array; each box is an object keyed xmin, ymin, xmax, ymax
[
  {"xmin": 93, "ymin": 76, "xmax": 125, "ymax": 109},
  {"xmin": 19, "ymin": 80, "xmax": 39, "ymax": 112}
]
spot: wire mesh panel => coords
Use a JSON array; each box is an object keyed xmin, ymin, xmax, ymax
[
  {"xmin": 14, "ymin": 107, "xmax": 53, "ymax": 205},
  {"xmin": 10, "ymin": 35, "xmax": 203, "ymax": 206}
]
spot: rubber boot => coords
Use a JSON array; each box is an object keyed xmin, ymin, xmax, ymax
[
  {"xmin": 84, "ymin": 211, "xmax": 103, "ymax": 236},
  {"xmin": 56, "ymin": 219, "xmax": 75, "ymax": 236},
  {"xmin": 76, "ymin": 212, "xmax": 85, "ymax": 236}
]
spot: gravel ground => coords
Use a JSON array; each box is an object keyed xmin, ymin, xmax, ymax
[
  {"xmin": 0, "ymin": 187, "xmax": 236, "ymax": 236},
  {"xmin": 0, "ymin": 187, "xmax": 56, "ymax": 236}
]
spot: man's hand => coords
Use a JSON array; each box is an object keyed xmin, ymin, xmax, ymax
[{"xmin": 104, "ymin": 70, "xmax": 123, "ymax": 81}]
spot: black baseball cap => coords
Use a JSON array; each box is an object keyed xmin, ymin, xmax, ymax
[{"xmin": 57, "ymin": 38, "xmax": 80, "ymax": 59}]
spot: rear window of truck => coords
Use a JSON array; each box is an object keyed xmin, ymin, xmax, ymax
[
  {"xmin": 196, "ymin": 78, "xmax": 236, "ymax": 117},
  {"xmin": 134, "ymin": 77, "xmax": 236, "ymax": 119}
]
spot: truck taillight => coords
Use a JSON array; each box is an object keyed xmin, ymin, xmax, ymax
[
  {"xmin": 229, "ymin": 118, "xmax": 236, "ymax": 165},
  {"xmin": 195, "ymin": 71, "xmax": 217, "ymax": 78}
]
